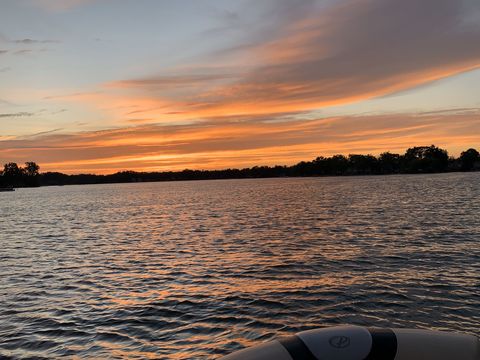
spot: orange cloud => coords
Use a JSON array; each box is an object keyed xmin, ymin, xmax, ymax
[
  {"xmin": 86, "ymin": 0, "xmax": 480, "ymax": 122},
  {"xmin": 39, "ymin": 0, "xmax": 480, "ymax": 128},
  {"xmin": 1, "ymin": 110, "xmax": 479, "ymax": 174}
]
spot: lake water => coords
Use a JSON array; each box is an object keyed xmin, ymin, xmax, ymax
[{"xmin": 1, "ymin": 173, "xmax": 479, "ymax": 359}]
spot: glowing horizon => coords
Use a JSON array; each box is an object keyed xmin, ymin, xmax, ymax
[{"xmin": 1, "ymin": 0, "xmax": 480, "ymax": 174}]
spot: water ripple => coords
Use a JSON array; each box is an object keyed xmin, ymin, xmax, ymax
[{"xmin": 0, "ymin": 173, "xmax": 479, "ymax": 359}]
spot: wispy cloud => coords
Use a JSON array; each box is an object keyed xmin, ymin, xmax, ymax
[
  {"xmin": 50, "ymin": 109, "xmax": 68, "ymax": 115},
  {"xmin": 20, "ymin": 128, "xmax": 64, "ymax": 138},
  {"xmin": 108, "ymin": 0, "xmax": 480, "ymax": 119},
  {"xmin": 0, "ymin": 31, "xmax": 60, "ymax": 45},
  {"xmin": 0, "ymin": 35, "xmax": 58, "ymax": 58},
  {"xmin": 13, "ymin": 49, "xmax": 33, "ymax": 55},
  {"xmin": 108, "ymin": 74, "xmax": 238, "ymax": 89},
  {"xmin": 12, "ymin": 38, "xmax": 59, "ymax": 44},
  {"xmin": 0, "ymin": 112, "xmax": 36, "ymax": 118},
  {"xmin": 209, "ymin": 0, "xmax": 480, "ymax": 115}
]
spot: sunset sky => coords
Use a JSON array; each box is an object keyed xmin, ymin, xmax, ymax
[{"xmin": 1, "ymin": 0, "xmax": 480, "ymax": 174}]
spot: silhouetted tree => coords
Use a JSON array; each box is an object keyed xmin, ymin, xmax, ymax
[
  {"xmin": 291, "ymin": 161, "xmax": 315, "ymax": 176},
  {"xmin": 24, "ymin": 162, "xmax": 40, "ymax": 186},
  {"xmin": 348, "ymin": 154, "xmax": 378, "ymax": 175},
  {"xmin": 310, "ymin": 156, "xmax": 326, "ymax": 175},
  {"xmin": 459, "ymin": 148, "xmax": 480, "ymax": 171},
  {"xmin": 24, "ymin": 162, "xmax": 40, "ymax": 177},
  {"xmin": 2, "ymin": 162, "xmax": 23, "ymax": 186},
  {"xmin": 40, "ymin": 172, "xmax": 71, "ymax": 186},
  {"xmin": 326, "ymin": 155, "xmax": 349, "ymax": 175},
  {"xmin": 378, "ymin": 152, "xmax": 402, "ymax": 174},
  {"xmin": 403, "ymin": 145, "xmax": 449, "ymax": 173},
  {"xmin": 1, "ymin": 161, "xmax": 42, "ymax": 187},
  {"xmin": 447, "ymin": 156, "xmax": 461, "ymax": 172}
]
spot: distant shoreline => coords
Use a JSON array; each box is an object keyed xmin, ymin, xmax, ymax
[
  {"xmin": 36, "ymin": 170, "xmax": 480, "ymax": 188},
  {"xmin": 2, "ymin": 145, "xmax": 479, "ymax": 188},
  {"xmin": 4, "ymin": 171, "xmax": 480, "ymax": 190}
]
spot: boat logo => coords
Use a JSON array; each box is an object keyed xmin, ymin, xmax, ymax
[{"xmin": 329, "ymin": 335, "xmax": 350, "ymax": 349}]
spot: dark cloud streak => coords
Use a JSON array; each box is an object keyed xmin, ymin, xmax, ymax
[
  {"xmin": 13, "ymin": 39, "xmax": 59, "ymax": 44},
  {"xmin": 0, "ymin": 112, "xmax": 36, "ymax": 118},
  {"xmin": 110, "ymin": 74, "xmax": 238, "ymax": 89},
  {"xmin": 13, "ymin": 49, "xmax": 34, "ymax": 55}
]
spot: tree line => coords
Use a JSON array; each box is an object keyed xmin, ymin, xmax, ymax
[
  {"xmin": 1, "ymin": 145, "xmax": 479, "ymax": 188},
  {"xmin": 0, "ymin": 162, "xmax": 40, "ymax": 188}
]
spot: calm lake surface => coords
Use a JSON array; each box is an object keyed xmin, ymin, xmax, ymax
[{"xmin": 1, "ymin": 173, "xmax": 479, "ymax": 359}]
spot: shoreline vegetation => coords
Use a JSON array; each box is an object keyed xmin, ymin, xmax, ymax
[{"xmin": 1, "ymin": 145, "xmax": 479, "ymax": 188}]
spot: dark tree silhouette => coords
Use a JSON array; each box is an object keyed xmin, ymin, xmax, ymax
[
  {"xmin": 24, "ymin": 162, "xmax": 40, "ymax": 177},
  {"xmin": 403, "ymin": 145, "xmax": 449, "ymax": 173},
  {"xmin": 0, "ymin": 161, "xmax": 40, "ymax": 187},
  {"xmin": 2, "ymin": 162, "xmax": 23, "ymax": 186},
  {"xmin": 459, "ymin": 148, "xmax": 480, "ymax": 171},
  {"xmin": 378, "ymin": 152, "xmax": 401, "ymax": 174},
  {"xmin": 348, "ymin": 154, "xmax": 378, "ymax": 175},
  {"xmin": 326, "ymin": 155, "xmax": 349, "ymax": 175},
  {"xmin": 24, "ymin": 162, "xmax": 40, "ymax": 187}
]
